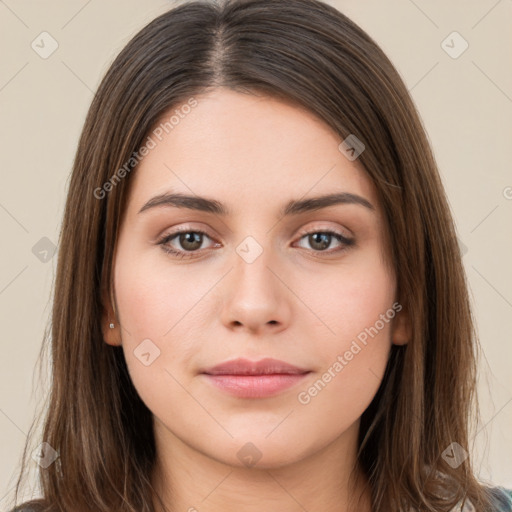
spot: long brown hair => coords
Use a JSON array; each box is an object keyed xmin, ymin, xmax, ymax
[{"xmin": 10, "ymin": 0, "xmax": 500, "ymax": 510}]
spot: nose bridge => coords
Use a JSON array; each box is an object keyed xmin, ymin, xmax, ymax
[{"xmin": 219, "ymin": 233, "xmax": 290, "ymax": 333}]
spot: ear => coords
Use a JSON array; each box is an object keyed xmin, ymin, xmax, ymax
[
  {"xmin": 100, "ymin": 283, "xmax": 122, "ymax": 347},
  {"xmin": 391, "ymin": 302, "xmax": 411, "ymax": 346}
]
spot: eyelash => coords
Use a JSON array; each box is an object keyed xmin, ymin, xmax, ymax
[{"xmin": 157, "ymin": 227, "xmax": 355, "ymax": 260}]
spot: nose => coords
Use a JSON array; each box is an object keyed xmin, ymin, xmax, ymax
[{"xmin": 219, "ymin": 246, "xmax": 291, "ymax": 335}]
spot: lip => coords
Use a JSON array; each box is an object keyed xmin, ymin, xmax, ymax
[
  {"xmin": 201, "ymin": 357, "xmax": 310, "ymax": 376},
  {"xmin": 200, "ymin": 358, "xmax": 311, "ymax": 399}
]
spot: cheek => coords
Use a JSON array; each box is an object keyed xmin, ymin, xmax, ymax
[
  {"xmin": 295, "ymin": 251, "xmax": 396, "ymax": 402},
  {"xmin": 114, "ymin": 238, "xmax": 210, "ymax": 340},
  {"xmin": 303, "ymin": 250, "xmax": 396, "ymax": 350},
  {"xmin": 113, "ymin": 239, "xmax": 219, "ymax": 394}
]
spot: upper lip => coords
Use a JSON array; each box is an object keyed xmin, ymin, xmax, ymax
[{"xmin": 201, "ymin": 357, "xmax": 310, "ymax": 376}]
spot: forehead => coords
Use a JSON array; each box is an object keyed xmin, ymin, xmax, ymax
[{"xmin": 125, "ymin": 88, "xmax": 378, "ymax": 218}]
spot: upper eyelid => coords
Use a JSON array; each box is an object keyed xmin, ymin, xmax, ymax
[
  {"xmin": 161, "ymin": 222, "xmax": 352, "ymax": 238},
  {"xmin": 296, "ymin": 224, "xmax": 352, "ymax": 238}
]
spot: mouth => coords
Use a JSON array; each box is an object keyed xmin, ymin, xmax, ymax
[{"xmin": 200, "ymin": 357, "xmax": 311, "ymax": 398}]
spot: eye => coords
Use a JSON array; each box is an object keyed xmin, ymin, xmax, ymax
[
  {"xmin": 157, "ymin": 227, "xmax": 355, "ymax": 260},
  {"xmin": 157, "ymin": 228, "xmax": 219, "ymax": 259},
  {"xmin": 294, "ymin": 229, "xmax": 355, "ymax": 255}
]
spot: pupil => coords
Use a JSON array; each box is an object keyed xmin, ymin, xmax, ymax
[
  {"xmin": 310, "ymin": 233, "xmax": 330, "ymax": 250},
  {"xmin": 181, "ymin": 232, "xmax": 202, "ymax": 250}
]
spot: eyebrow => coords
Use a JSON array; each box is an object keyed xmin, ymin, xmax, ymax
[{"xmin": 138, "ymin": 191, "xmax": 375, "ymax": 217}]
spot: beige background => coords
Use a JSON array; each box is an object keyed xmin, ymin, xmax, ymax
[{"xmin": 1, "ymin": 0, "xmax": 511, "ymax": 505}]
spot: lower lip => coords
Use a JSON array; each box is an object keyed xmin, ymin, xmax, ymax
[{"xmin": 202, "ymin": 373, "xmax": 310, "ymax": 398}]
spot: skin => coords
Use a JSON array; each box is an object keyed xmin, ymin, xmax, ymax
[{"xmin": 102, "ymin": 87, "xmax": 411, "ymax": 512}]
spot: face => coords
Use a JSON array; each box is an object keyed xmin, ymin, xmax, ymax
[{"xmin": 102, "ymin": 87, "xmax": 409, "ymax": 469}]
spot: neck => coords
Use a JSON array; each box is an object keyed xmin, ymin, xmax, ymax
[{"xmin": 150, "ymin": 418, "xmax": 372, "ymax": 512}]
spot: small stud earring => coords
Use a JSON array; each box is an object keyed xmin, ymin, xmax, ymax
[{"xmin": 109, "ymin": 323, "xmax": 115, "ymax": 329}]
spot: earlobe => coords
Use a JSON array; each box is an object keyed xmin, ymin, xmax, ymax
[
  {"xmin": 100, "ymin": 285, "xmax": 122, "ymax": 347},
  {"xmin": 391, "ymin": 305, "xmax": 412, "ymax": 346},
  {"xmin": 101, "ymin": 311, "xmax": 122, "ymax": 346}
]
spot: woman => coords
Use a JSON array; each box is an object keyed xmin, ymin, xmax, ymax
[{"xmin": 9, "ymin": 0, "xmax": 512, "ymax": 511}]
